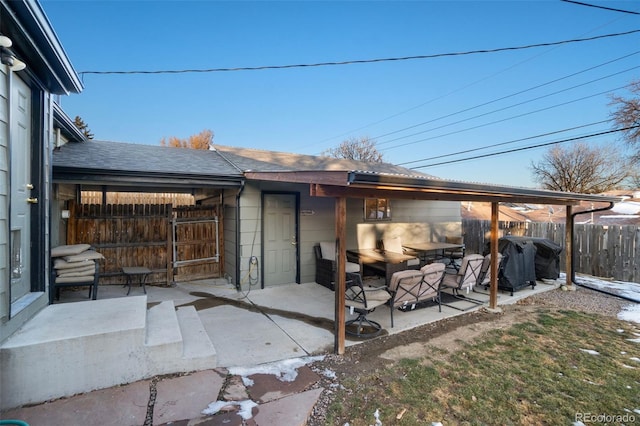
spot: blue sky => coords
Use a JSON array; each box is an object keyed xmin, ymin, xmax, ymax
[{"xmin": 41, "ymin": 0, "xmax": 639, "ymax": 188}]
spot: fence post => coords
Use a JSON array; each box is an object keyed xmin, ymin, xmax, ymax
[
  {"xmin": 166, "ymin": 204, "xmax": 174, "ymax": 286},
  {"xmin": 565, "ymin": 205, "xmax": 574, "ymax": 289}
]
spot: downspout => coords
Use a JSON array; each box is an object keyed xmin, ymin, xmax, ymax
[
  {"xmin": 235, "ymin": 180, "xmax": 245, "ymax": 291},
  {"xmin": 569, "ymin": 202, "xmax": 615, "ymax": 284}
]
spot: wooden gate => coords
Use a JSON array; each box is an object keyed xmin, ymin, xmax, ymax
[{"xmin": 66, "ymin": 201, "xmax": 223, "ymax": 285}]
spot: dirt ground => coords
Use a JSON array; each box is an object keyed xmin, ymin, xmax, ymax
[{"xmin": 306, "ymin": 286, "xmax": 632, "ymax": 424}]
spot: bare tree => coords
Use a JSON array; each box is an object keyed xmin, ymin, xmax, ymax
[
  {"xmin": 321, "ymin": 136, "xmax": 384, "ymax": 163},
  {"xmin": 610, "ymin": 79, "xmax": 640, "ymax": 161},
  {"xmin": 160, "ymin": 129, "xmax": 214, "ymax": 150},
  {"xmin": 74, "ymin": 116, "xmax": 94, "ymax": 139},
  {"xmin": 530, "ymin": 142, "xmax": 632, "ymax": 193}
]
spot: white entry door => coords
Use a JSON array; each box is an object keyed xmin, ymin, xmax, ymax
[
  {"xmin": 10, "ymin": 76, "xmax": 32, "ymax": 302},
  {"xmin": 263, "ymin": 194, "xmax": 297, "ymax": 286}
]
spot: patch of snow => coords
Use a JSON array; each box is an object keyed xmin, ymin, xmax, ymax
[
  {"xmin": 202, "ymin": 399, "xmax": 259, "ymax": 420},
  {"xmin": 228, "ymin": 355, "xmax": 325, "ymax": 382},
  {"xmin": 573, "ymin": 421, "xmax": 586, "ymax": 426},
  {"xmin": 618, "ymin": 304, "xmax": 640, "ymax": 324},
  {"xmin": 575, "ymin": 274, "xmax": 640, "ymax": 303},
  {"xmin": 580, "ymin": 349, "xmax": 600, "ymax": 355},
  {"xmin": 600, "ymin": 215, "xmax": 640, "ymax": 219},
  {"xmin": 630, "ymin": 357, "xmax": 640, "ymax": 362},
  {"xmin": 202, "ymin": 355, "xmax": 326, "ymax": 420},
  {"xmin": 322, "ymin": 368, "xmax": 337, "ymax": 379},
  {"xmin": 617, "ymin": 329, "xmax": 625, "ymax": 333},
  {"xmin": 374, "ymin": 408, "xmax": 382, "ymax": 425},
  {"xmin": 432, "ymin": 423, "xmax": 444, "ymax": 426}
]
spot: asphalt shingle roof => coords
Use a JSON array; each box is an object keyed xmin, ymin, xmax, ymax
[
  {"xmin": 213, "ymin": 144, "xmax": 437, "ymax": 178},
  {"xmin": 53, "ymin": 140, "xmax": 243, "ymax": 177}
]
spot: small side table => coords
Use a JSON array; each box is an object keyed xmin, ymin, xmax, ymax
[{"xmin": 122, "ymin": 266, "xmax": 151, "ymax": 295}]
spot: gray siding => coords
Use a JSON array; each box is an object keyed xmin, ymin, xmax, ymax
[
  {"xmin": 234, "ymin": 181, "xmax": 462, "ymax": 288},
  {"xmin": 0, "ymin": 68, "xmax": 8, "ymax": 322}
]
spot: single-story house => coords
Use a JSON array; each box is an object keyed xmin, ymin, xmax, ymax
[
  {"xmin": 0, "ymin": 0, "xmax": 625, "ymax": 411},
  {"xmin": 51, "ymin": 139, "xmax": 466, "ymax": 290}
]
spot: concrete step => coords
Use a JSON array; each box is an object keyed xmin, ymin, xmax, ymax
[
  {"xmin": 145, "ymin": 300, "xmax": 182, "ymax": 353},
  {"xmin": 144, "ymin": 301, "xmax": 217, "ymax": 375},
  {"xmin": 176, "ymin": 305, "xmax": 217, "ymax": 361},
  {"xmin": 0, "ymin": 296, "xmax": 148, "ymax": 410}
]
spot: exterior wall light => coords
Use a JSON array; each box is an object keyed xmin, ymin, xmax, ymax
[{"xmin": 0, "ymin": 34, "xmax": 27, "ymax": 71}]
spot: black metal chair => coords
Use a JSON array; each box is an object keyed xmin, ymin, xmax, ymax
[
  {"xmin": 345, "ymin": 272, "xmax": 391, "ymax": 338},
  {"xmin": 443, "ymin": 236, "xmax": 465, "ymax": 271}
]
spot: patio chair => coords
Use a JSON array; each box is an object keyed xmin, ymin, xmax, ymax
[
  {"xmin": 381, "ymin": 237, "xmax": 420, "ymax": 269},
  {"xmin": 315, "ymin": 242, "xmax": 360, "ymax": 291},
  {"xmin": 478, "ymin": 252, "xmax": 504, "ymax": 289},
  {"xmin": 388, "ymin": 262, "xmax": 446, "ymax": 327},
  {"xmin": 443, "ymin": 236, "xmax": 465, "ymax": 271},
  {"xmin": 345, "ymin": 272, "xmax": 392, "ymax": 338},
  {"xmin": 440, "ymin": 253, "xmax": 484, "ymax": 310}
]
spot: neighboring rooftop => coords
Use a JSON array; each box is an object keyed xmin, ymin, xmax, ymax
[{"xmin": 462, "ymin": 190, "xmax": 640, "ymax": 225}]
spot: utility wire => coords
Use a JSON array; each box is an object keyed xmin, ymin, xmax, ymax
[
  {"xmin": 373, "ymin": 51, "xmax": 640, "ymax": 143},
  {"xmin": 382, "ymin": 85, "xmax": 627, "ymax": 152},
  {"xmin": 78, "ymin": 29, "xmax": 640, "ymax": 77},
  {"xmin": 408, "ymin": 125, "xmax": 639, "ymax": 169},
  {"xmin": 561, "ymin": 0, "xmax": 640, "ymax": 15},
  {"xmin": 397, "ymin": 119, "xmax": 611, "ymax": 166},
  {"xmin": 377, "ymin": 66, "xmax": 639, "ymax": 147}
]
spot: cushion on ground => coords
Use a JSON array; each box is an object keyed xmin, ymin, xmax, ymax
[
  {"xmin": 64, "ymin": 250, "xmax": 104, "ymax": 263},
  {"xmin": 51, "ymin": 244, "xmax": 91, "ymax": 258}
]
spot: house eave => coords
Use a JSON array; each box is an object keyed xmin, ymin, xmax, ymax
[
  {"xmin": 1, "ymin": 0, "xmax": 83, "ymax": 94},
  {"xmin": 53, "ymin": 168, "xmax": 244, "ymax": 190},
  {"xmin": 53, "ymin": 103, "xmax": 86, "ymax": 142}
]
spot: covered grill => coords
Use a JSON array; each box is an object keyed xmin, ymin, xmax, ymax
[{"xmin": 485, "ymin": 236, "xmax": 562, "ymax": 295}]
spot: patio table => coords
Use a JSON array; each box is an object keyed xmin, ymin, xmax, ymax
[
  {"xmin": 122, "ymin": 266, "xmax": 151, "ymax": 295},
  {"xmin": 402, "ymin": 242, "xmax": 465, "ymax": 265},
  {"xmin": 347, "ymin": 248, "xmax": 417, "ymax": 285}
]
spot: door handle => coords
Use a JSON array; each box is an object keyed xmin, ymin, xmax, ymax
[{"xmin": 27, "ymin": 197, "xmax": 38, "ymax": 204}]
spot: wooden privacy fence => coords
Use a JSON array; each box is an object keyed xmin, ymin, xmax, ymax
[
  {"xmin": 66, "ymin": 201, "xmax": 222, "ymax": 286},
  {"xmin": 462, "ymin": 219, "xmax": 640, "ymax": 284}
]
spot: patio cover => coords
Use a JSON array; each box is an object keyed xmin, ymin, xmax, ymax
[{"xmin": 241, "ymin": 167, "xmax": 621, "ymax": 354}]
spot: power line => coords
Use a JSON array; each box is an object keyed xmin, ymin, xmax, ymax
[
  {"xmin": 561, "ymin": 0, "xmax": 640, "ymax": 15},
  {"xmin": 381, "ymin": 85, "xmax": 628, "ymax": 152},
  {"xmin": 373, "ymin": 51, "xmax": 640, "ymax": 144},
  {"xmin": 377, "ymin": 66, "xmax": 639, "ymax": 148},
  {"xmin": 397, "ymin": 119, "xmax": 611, "ymax": 166},
  {"xmin": 78, "ymin": 29, "xmax": 640, "ymax": 77},
  {"xmin": 407, "ymin": 125, "xmax": 639, "ymax": 170}
]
